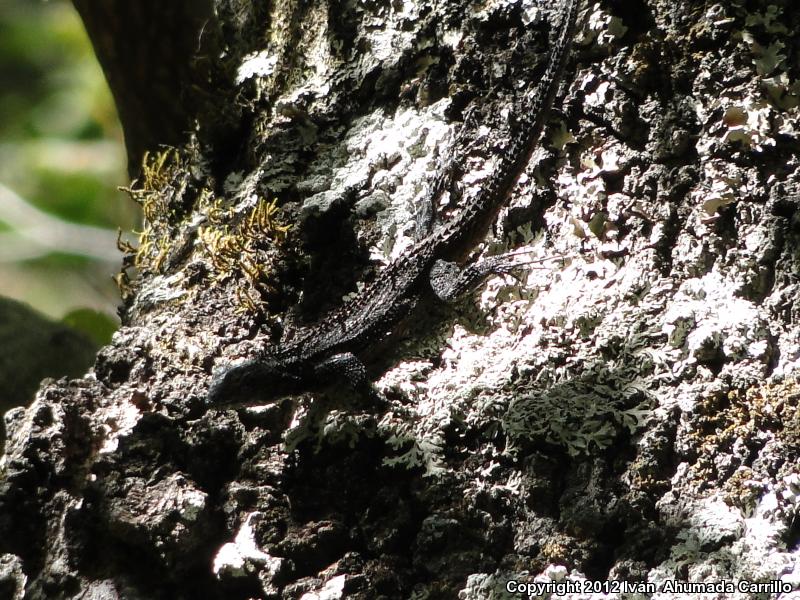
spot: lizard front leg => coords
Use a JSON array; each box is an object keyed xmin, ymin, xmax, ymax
[
  {"xmin": 313, "ymin": 352, "xmax": 386, "ymax": 405},
  {"xmin": 313, "ymin": 352, "xmax": 366, "ymax": 385}
]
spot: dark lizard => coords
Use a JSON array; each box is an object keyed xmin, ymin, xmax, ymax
[{"xmin": 208, "ymin": 0, "xmax": 582, "ymax": 405}]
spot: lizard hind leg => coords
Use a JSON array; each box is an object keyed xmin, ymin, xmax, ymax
[{"xmin": 429, "ymin": 251, "xmax": 541, "ymax": 303}]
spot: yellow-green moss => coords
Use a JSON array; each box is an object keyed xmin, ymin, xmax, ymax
[
  {"xmin": 198, "ymin": 196, "xmax": 291, "ymax": 317},
  {"xmin": 117, "ymin": 148, "xmax": 189, "ymax": 285}
]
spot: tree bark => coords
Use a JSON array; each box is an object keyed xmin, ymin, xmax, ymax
[
  {"xmin": 71, "ymin": 0, "xmax": 222, "ymax": 176},
  {"xmin": 2, "ymin": 0, "xmax": 800, "ymax": 598}
]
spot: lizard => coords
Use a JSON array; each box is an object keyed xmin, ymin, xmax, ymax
[{"xmin": 208, "ymin": 0, "xmax": 582, "ymax": 406}]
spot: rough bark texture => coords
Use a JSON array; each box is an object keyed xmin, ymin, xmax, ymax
[{"xmin": 2, "ymin": 0, "xmax": 800, "ymax": 598}]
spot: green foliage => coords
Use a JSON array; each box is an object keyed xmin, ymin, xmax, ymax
[
  {"xmin": 34, "ymin": 169, "xmax": 111, "ymax": 226},
  {"xmin": 61, "ymin": 308, "xmax": 117, "ymax": 346},
  {"xmin": 0, "ymin": 1, "xmax": 115, "ymax": 140}
]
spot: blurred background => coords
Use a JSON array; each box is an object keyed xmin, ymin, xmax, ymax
[
  {"xmin": 1, "ymin": 0, "xmax": 135, "ymax": 412},
  {"xmin": 0, "ymin": 0, "xmax": 133, "ymax": 320}
]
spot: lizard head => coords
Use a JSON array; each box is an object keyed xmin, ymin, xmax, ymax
[{"xmin": 206, "ymin": 354, "xmax": 302, "ymax": 407}]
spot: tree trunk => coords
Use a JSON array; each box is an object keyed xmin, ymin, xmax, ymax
[{"xmin": 2, "ymin": 0, "xmax": 800, "ymax": 598}]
